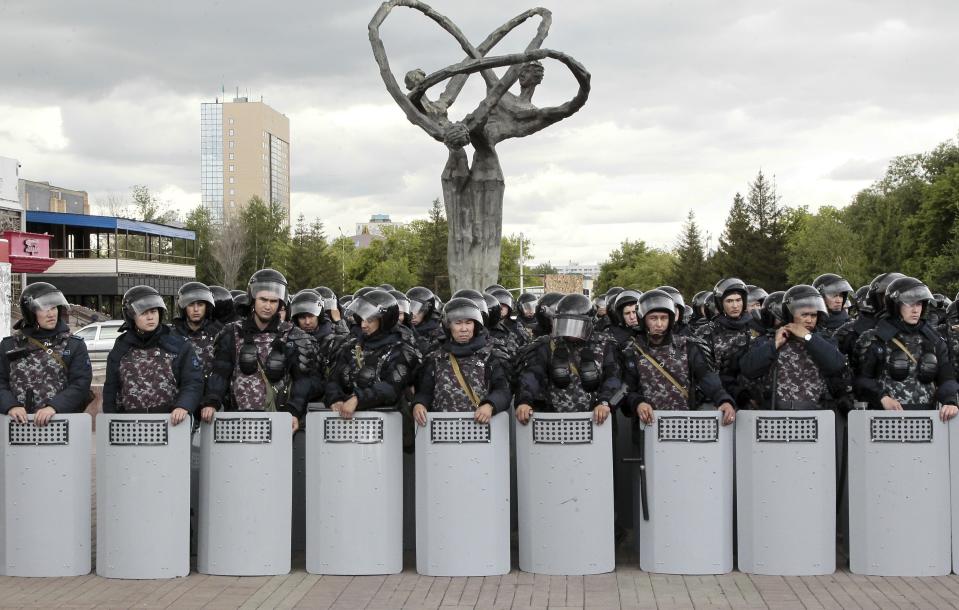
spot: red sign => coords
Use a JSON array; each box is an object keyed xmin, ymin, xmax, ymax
[{"xmin": 3, "ymin": 231, "xmax": 54, "ymax": 273}]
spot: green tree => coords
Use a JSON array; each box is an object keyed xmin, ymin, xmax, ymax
[
  {"xmin": 184, "ymin": 205, "xmax": 220, "ymax": 285},
  {"xmin": 498, "ymin": 233, "xmax": 533, "ymax": 288},
  {"xmin": 345, "ymin": 225, "xmax": 421, "ymax": 292},
  {"xmin": 130, "ymin": 185, "xmax": 179, "ymax": 224},
  {"xmin": 743, "ymin": 170, "xmax": 790, "ymax": 289},
  {"xmin": 784, "ymin": 206, "xmax": 868, "ymax": 287},
  {"xmin": 710, "ymin": 192, "xmax": 752, "ymax": 280},
  {"xmin": 414, "ymin": 199, "xmax": 450, "ymax": 298},
  {"xmin": 595, "ymin": 239, "xmax": 676, "ymax": 293},
  {"xmin": 285, "ymin": 214, "xmax": 340, "ymax": 292},
  {"xmin": 240, "ymin": 196, "xmax": 289, "ymax": 281},
  {"xmin": 667, "ymin": 210, "xmax": 709, "ymax": 297}
]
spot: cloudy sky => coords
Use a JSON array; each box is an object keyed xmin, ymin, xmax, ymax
[{"xmin": 1, "ymin": 1, "xmax": 957, "ymax": 266}]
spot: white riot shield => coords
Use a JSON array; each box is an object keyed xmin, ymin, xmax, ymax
[
  {"xmin": 96, "ymin": 414, "xmax": 190, "ymax": 579},
  {"xmin": 517, "ymin": 412, "xmax": 614, "ymax": 575},
  {"xmin": 736, "ymin": 410, "xmax": 835, "ymax": 575},
  {"xmin": 637, "ymin": 411, "xmax": 733, "ymax": 575},
  {"xmin": 197, "ymin": 412, "xmax": 292, "ymax": 575},
  {"xmin": 306, "ymin": 410, "xmax": 403, "ymax": 575},
  {"xmin": 849, "ymin": 410, "xmax": 950, "ymax": 576},
  {"xmin": 415, "ymin": 412, "xmax": 510, "ymax": 576},
  {"xmin": 1, "ymin": 414, "xmax": 91, "ymax": 576}
]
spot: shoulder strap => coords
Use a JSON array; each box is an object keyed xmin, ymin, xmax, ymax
[
  {"xmin": 24, "ymin": 336, "xmax": 67, "ymax": 370},
  {"xmin": 449, "ymin": 353, "xmax": 481, "ymax": 408},
  {"xmin": 630, "ymin": 337, "xmax": 688, "ymax": 400},
  {"xmin": 890, "ymin": 336, "xmax": 918, "ymax": 365}
]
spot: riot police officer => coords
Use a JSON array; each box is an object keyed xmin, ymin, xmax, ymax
[
  {"xmin": 483, "ymin": 292, "xmax": 521, "ymax": 358},
  {"xmin": 746, "ymin": 285, "xmax": 768, "ymax": 315},
  {"xmin": 515, "ymin": 293, "xmax": 621, "ymax": 425},
  {"xmin": 740, "ymin": 285, "xmax": 845, "ymax": 410},
  {"xmin": 836, "ymin": 272, "xmax": 904, "ymax": 357},
  {"xmin": 412, "ymin": 297, "xmax": 512, "ymax": 425},
  {"xmin": 689, "ymin": 290, "xmax": 713, "ymax": 331},
  {"xmin": 531, "ymin": 292, "xmax": 564, "ymax": 338},
  {"xmin": 695, "ymin": 278, "xmax": 755, "ymax": 405},
  {"xmin": 656, "ymin": 286, "xmax": 689, "ymax": 336},
  {"xmin": 407, "ymin": 286, "xmax": 444, "ymax": 352},
  {"xmin": 855, "ymin": 277, "xmax": 959, "ymax": 422},
  {"xmin": 209, "ymin": 285, "xmax": 236, "ymax": 324},
  {"xmin": 623, "ymin": 289, "xmax": 735, "ymax": 425},
  {"xmin": 598, "ymin": 289, "xmax": 641, "ymax": 351},
  {"xmin": 489, "ymin": 288, "xmax": 531, "ymax": 347},
  {"xmin": 325, "ymin": 289, "xmax": 420, "ymax": 418},
  {"xmin": 516, "ymin": 292, "xmax": 539, "ymax": 334},
  {"xmin": 171, "ymin": 282, "xmax": 223, "ymax": 377},
  {"xmin": 102, "ymin": 285, "xmax": 202, "ymax": 425},
  {"xmin": 0, "ymin": 282, "xmax": 92, "ymax": 426},
  {"xmin": 204, "ymin": 269, "xmax": 315, "ymax": 431},
  {"xmin": 812, "ymin": 273, "xmax": 854, "ymax": 340},
  {"xmin": 314, "ymin": 286, "xmax": 350, "ymax": 335}
]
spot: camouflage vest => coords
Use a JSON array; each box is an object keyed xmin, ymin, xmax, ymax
[
  {"xmin": 185, "ymin": 326, "xmax": 217, "ymax": 376},
  {"xmin": 230, "ymin": 321, "xmax": 292, "ymax": 411},
  {"xmin": 945, "ymin": 324, "xmax": 959, "ymax": 375},
  {"xmin": 630, "ymin": 336, "xmax": 691, "ymax": 412},
  {"xmin": 340, "ymin": 339, "xmax": 398, "ymax": 392},
  {"xmin": 9, "ymin": 332, "xmax": 70, "ymax": 409},
  {"xmin": 118, "ymin": 346, "xmax": 178, "ymax": 412},
  {"xmin": 431, "ymin": 345, "xmax": 492, "ymax": 412},
  {"xmin": 771, "ymin": 339, "xmax": 826, "ymax": 405},
  {"xmin": 879, "ymin": 331, "xmax": 936, "ymax": 408},
  {"xmin": 489, "ymin": 326, "xmax": 518, "ymax": 359},
  {"xmin": 547, "ymin": 338, "xmax": 606, "ymax": 413},
  {"xmin": 706, "ymin": 324, "xmax": 752, "ymax": 374}
]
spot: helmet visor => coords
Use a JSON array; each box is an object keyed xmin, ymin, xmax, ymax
[
  {"xmin": 897, "ymin": 284, "xmax": 934, "ymax": 305},
  {"xmin": 351, "ymin": 298, "xmax": 384, "ymax": 322},
  {"xmin": 249, "ymin": 281, "xmax": 286, "ymax": 301},
  {"xmin": 520, "ymin": 299, "xmax": 537, "ymax": 316},
  {"xmin": 551, "ymin": 315, "xmax": 592, "ymax": 340},
  {"xmin": 28, "ymin": 291, "xmax": 68, "ymax": 313},
  {"xmin": 321, "ymin": 297, "xmax": 337, "ymax": 311},
  {"xmin": 129, "ymin": 294, "xmax": 167, "ymax": 316},
  {"xmin": 444, "ymin": 305, "xmax": 483, "ymax": 327},
  {"xmin": 290, "ymin": 300, "xmax": 322, "ymax": 318},
  {"xmin": 639, "ymin": 294, "xmax": 676, "ymax": 319},
  {"xmin": 821, "ymin": 279, "xmax": 853, "ymax": 298},
  {"xmin": 409, "ymin": 299, "xmax": 429, "ymax": 316},
  {"xmin": 786, "ymin": 294, "xmax": 827, "ymax": 317},
  {"xmin": 395, "ymin": 299, "xmax": 411, "ymax": 315},
  {"xmin": 177, "ymin": 287, "xmax": 214, "ymax": 310}
]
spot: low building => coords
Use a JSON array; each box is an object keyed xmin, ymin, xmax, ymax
[
  {"xmin": 18, "ymin": 179, "xmax": 90, "ymax": 214},
  {"xmin": 351, "ymin": 213, "xmax": 405, "ymax": 249},
  {"xmin": 25, "ymin": 210, "xmax": 196, "ymax": 317}
]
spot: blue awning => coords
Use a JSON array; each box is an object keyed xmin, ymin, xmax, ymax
[{"xmin": 26, "ymin": 211, "xmax": 195, "ymax": 240}]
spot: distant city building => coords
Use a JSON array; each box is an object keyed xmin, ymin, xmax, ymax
[
  {"xmin": 0, "ymin": 156, "xmax": 23, "ymax": 231},
  {"xmin": 18, "ymin": 179, "xmax": 90, "ymax": 215},
  {"xmin": 554, "ymin": 261, "xmax": 600, "ymax": 279},
  {"xmin": 201, "ymin": 96, "xmax": 290, "ymax": 224},
  {"xmin": 351, "ymin": 213, "xmax": 406, "ymax": 249}
]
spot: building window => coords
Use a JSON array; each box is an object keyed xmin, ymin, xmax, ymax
[
  {"xmin": 229, "ymin": 140, "xmax": 235, "ymax": 148},
  {"xmin": 229, "ymin": 164, "xmax": 235, "ymax": 172},
  {"xmin": 229, "ymin": 176, "xmax": 235, "ymax": 184},
  {"xmin": 229, "ymin": 188, "xmax": 235, "ymax": 195},
  {"xmin": 229, "ymin": 153, "xmax": 234, "ymax": 160},
  {"xmin": 229, "ymin": 118, "xmax": 234, "ymax": 125},
  {"xmin": 230, "ymin": 200, "xmax": 235, "ymax": 207},
  {"xmin": 228, "ymin": 129, "xmax": 235, "ymax": 136}
]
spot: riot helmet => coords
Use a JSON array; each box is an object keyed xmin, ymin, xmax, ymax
[
  {"xmin": 389, "ymin": 290, "xmax": 412, "ymax": 320},
  {"xmin": 19, "ymin": 282, "xmax": 69, "ymax": 328},
  {"xmin": 247, "ymin": 268, "xmax": 288, "ymax": 302},
  {"xmin": 290, "ymin": 289, "xmax": 323, "ymax": 319},
  {"xmin": 176, "ymin": 281, "xmax": 214, "ymax": 320},
  {"xmin": 442, "ymin": 296, "xmax": 485, "ymax": 331},
  {"xmin": 746, "ymin": 285, "xmax": 768, "ymax": 311},
  {"xmin": 610, "ymin": 289, "xmax": 642, "ymax": 328},
  {"xmin": 209, "ymin": 285, "xmax": 235, "ymax": 323},
  {"xmin": 605, "ymin": 287, "xmax": 625, "ymax": 308},
  {"xmin": 691, "ymin": 290, "xmax": 712, "ymax": 321},
  {"xmin": 851, "ymin": 285, "xmax": 871, "ymax": 317},
  {"xmin": 551, "ymin": 294, "xmax": 595, "ymax": 341},
  {"xmin": 483, "ymin": 292, "xmax": 503, "ymax": 327},
  {"xmin": 313, "ymin": 286, "xmax": 338, "ymax": 312},
  {"xmin": 781, "ymin": 284, "xmax": 827, "ymax": 323},
  {"xmin": 884, "ymin": 276, "xmax": 933, "ymax": 322},
  {"xmin": 517, "ymin": 292, "xmax": 538, "ymax": 318},
  {"xmin": 813, "ymin": 273, "xmax": 854, "ymax": 309},
  {"xmin": 638, "ymin": 289, "xmax": 677, "ymax": 333},
  {"xmin": 122, "ymin": 285, "xmax": 166, "ymax": 325},
  {"xmin": 592, "ymin": 293, "xmax": 607, "ymax": 315},
  {"xmin": 490, "ymin": 288, "xmax": 515, "ymax": 315},
  {"xmin": 713, "ymin": 278, "xmax": 748, "ymax": 316},
  {"xmin": 656, "ymin": 285, "xmax": 686, "ymax": 323},
  {"xmin": 867, "ymin": 272, "xmax": 905, "ymax": 315},
  {"xmin": 233, "ymin": 292, "xmax": 252, "ymax": 319},
  {"xmin": 451, "ymin": 289, "xmax": 489, "ymax": 326},
  {"xmin": 378, "ymin": 283, "xmax": 396, "ymax": 292},
  {"xmin": 535, "ymin": 292, "xmax": 564, "ymax": 332},
  {"xmin": 757, "ymin": 291, "xmax": 786, "ymax": 329},
  {"xmin": 351, "ymin": 289, "xmax": 399, "ymax": 332},
  {"xmin": 406, "ymin": 286, "xmax": 436, "ymax": 321},
  {"xmin": 484, "ymin": 284, "xmax": 507, "ymax": 293}
]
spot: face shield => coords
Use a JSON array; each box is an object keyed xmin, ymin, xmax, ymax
[
  {"xmin": 177, "ymin": 288, "xmax": 214, "ymax": 310},
  {"xmin": 249, "ymin": 281, "xmax": 287, "ymax": 301},
  {"xmin": 895, "ymin": 284, "xmax": 934, "ymax": 306},
  {"xmin": 321, "ymin": 297, "xmax": 337, "ymax": 311},
  {"xmin": 551, "ymin": 315, "xmax": 593, "ymax": 340},
  {"xmin": 639, "ymin": 294, "xmax": 677, "ymax": 319},
  {"xmin": 443, "ymin": 305, "xmax": 483, "ymax": 328},
  {"xmin": 786, "ymin": 294, "xmax": 827, "ymax": 318},
  {"xmin": 820, "ymin": 279, "xmax": 853, "ymax": 299},
  {"xmin": 409, "ymin": 299, "xmax": 429, "ymax": 316},
  {"xmin": 395, "ymin": 299, "xmax": 411, "ymax": 316},
  {"xmin": 519, "ymin": 299, "xmax": 537, "ymax": 317},
  {"xmin": 290, "ymin": 300, "xmax": 322, "ymax": 318},
  {"xmin": 351, "ymin": 298, "xmax": 385, "ymax": 322},
  {"xmin": 129, "ymin": 294, "xmax": 167, "ymax": 316},
  {"xmin": 27, "ymin": 291, "xmax": 68, "ymax": 313}
]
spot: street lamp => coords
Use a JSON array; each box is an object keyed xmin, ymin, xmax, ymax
[{"xmin": 338, "ymin": 226, "xmax": 346, "ymax": 294}]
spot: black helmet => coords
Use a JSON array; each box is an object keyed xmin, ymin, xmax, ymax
[
  {"xmin": 388, "ymin": 290, "xmax": 412, "ymax": 317},
  {"xmin": 867, "ymin": 272, "xmax": 905, "ymax": 315},
  {"xmin": 176, "ymin": 281, "xmax": 214, "ymax": 319},
  {"xmin": 19, "ymin": 282, "xmax": 68, "ymax": 328},
  {"xmin": 247, "ymin": 268, "xmax": 288, "ymax": 301},
  {"xmin": 638, "ymin": 289, "xmax": 677, "ymax": 332},
  {"xmin": 713, "ymin": 278, "xmax": 748, "ymax": 313},
  {"xmin": 209, "ymin": 285, "xmax": 235, "ymax": 322},
  {"xmin": 485, "ymin": 284, "xmax": 507, "ymax": 293},
  {"xmin": 517, "ymin": 292, "xmax": 538, "ymax": 318},
  {"xmin": 757, "ymin": 290, "xmax": 786, "ymax": 329},
  {"xmin": 483, "ymin": 293, "xmax": 502, "ymax": 327},
  {"xmin": 592, "ymin": 293, "xmax": 607, "ymax": 313},
  {"xmin": 813, "ymin": 273, "xmax": 854, "ymax": 306},
  {"xmin": 535, "ymin": 292, "xmax": 564, "ymax": 332},
  {"xmin": 406, "ymin": 286, "xmax": 436, "ymax": 320},
  {"xmin": 378, "ymin": 283, "xmax": 396, "ymax": 292},
  {"xmin": 314, "ymin": 286, "xmax": 338, "ymax": 312},
  {"xmin": 122, "ymin": 285, "xmax": 166, "ymax": 325},
  {"xmin": 691, "ymin": 290, "xmax": 711, "ymax": 320},
  {"xmin": 934, "ymin": 293, "xmax": 952, "ymax": 310},
  {"xmin": 609, "ymin": 289, "xmax": 642, "ymax": 327},
  {"xmin": 451, "ymin": 289, "xmax": 489, "ymax": 326},
  {"xmin": 656, "ymin": 285, "xmax": 686, "ymax": 323},
  {"xmin": 746, "ymin": 285, "xmax": 769, "ymax": 309},
  {"xmin": 884, "ymin": 276, "xmax": 933, "ymax": 321},
  {"xmin": 233, "ymin": 292, "xmax": 251, "ymax": 319},
  {"xmin": 605, "ymin": 287, "xmax": 625, "ymax": 307},
  {"xmin": 289, "ymin": 289, "xmax": 323, "ymax": 321},
  {"xmin": 781, "ymin": 284, "xmax": 827, "ymax": 323},
  {"xmin": 552, "ymin": 293, "xmax": 595, "ymax": 340},
  {"xmin": 351, "ymin": 289, "xmax": 399, "ymax": 332},
  {"xmin": 489, "ymin": 288, "xmax": 515, "ymax": 315},
  {"xmin": 441, "ymin": 297, "xmax": 485, "ymax": 331},
  {"xmin": 851, "ymin": 285, "xmax": 871, "ymax": 316}
]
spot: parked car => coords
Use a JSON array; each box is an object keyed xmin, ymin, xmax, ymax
[{"xmin": 74, "ymin": 320, "xmax": 124, "ymax": 363}]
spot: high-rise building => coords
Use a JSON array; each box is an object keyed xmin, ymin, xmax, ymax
[{"xmin": 200, "ymin": 96, "xmax": 290, "ymax": 224}]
